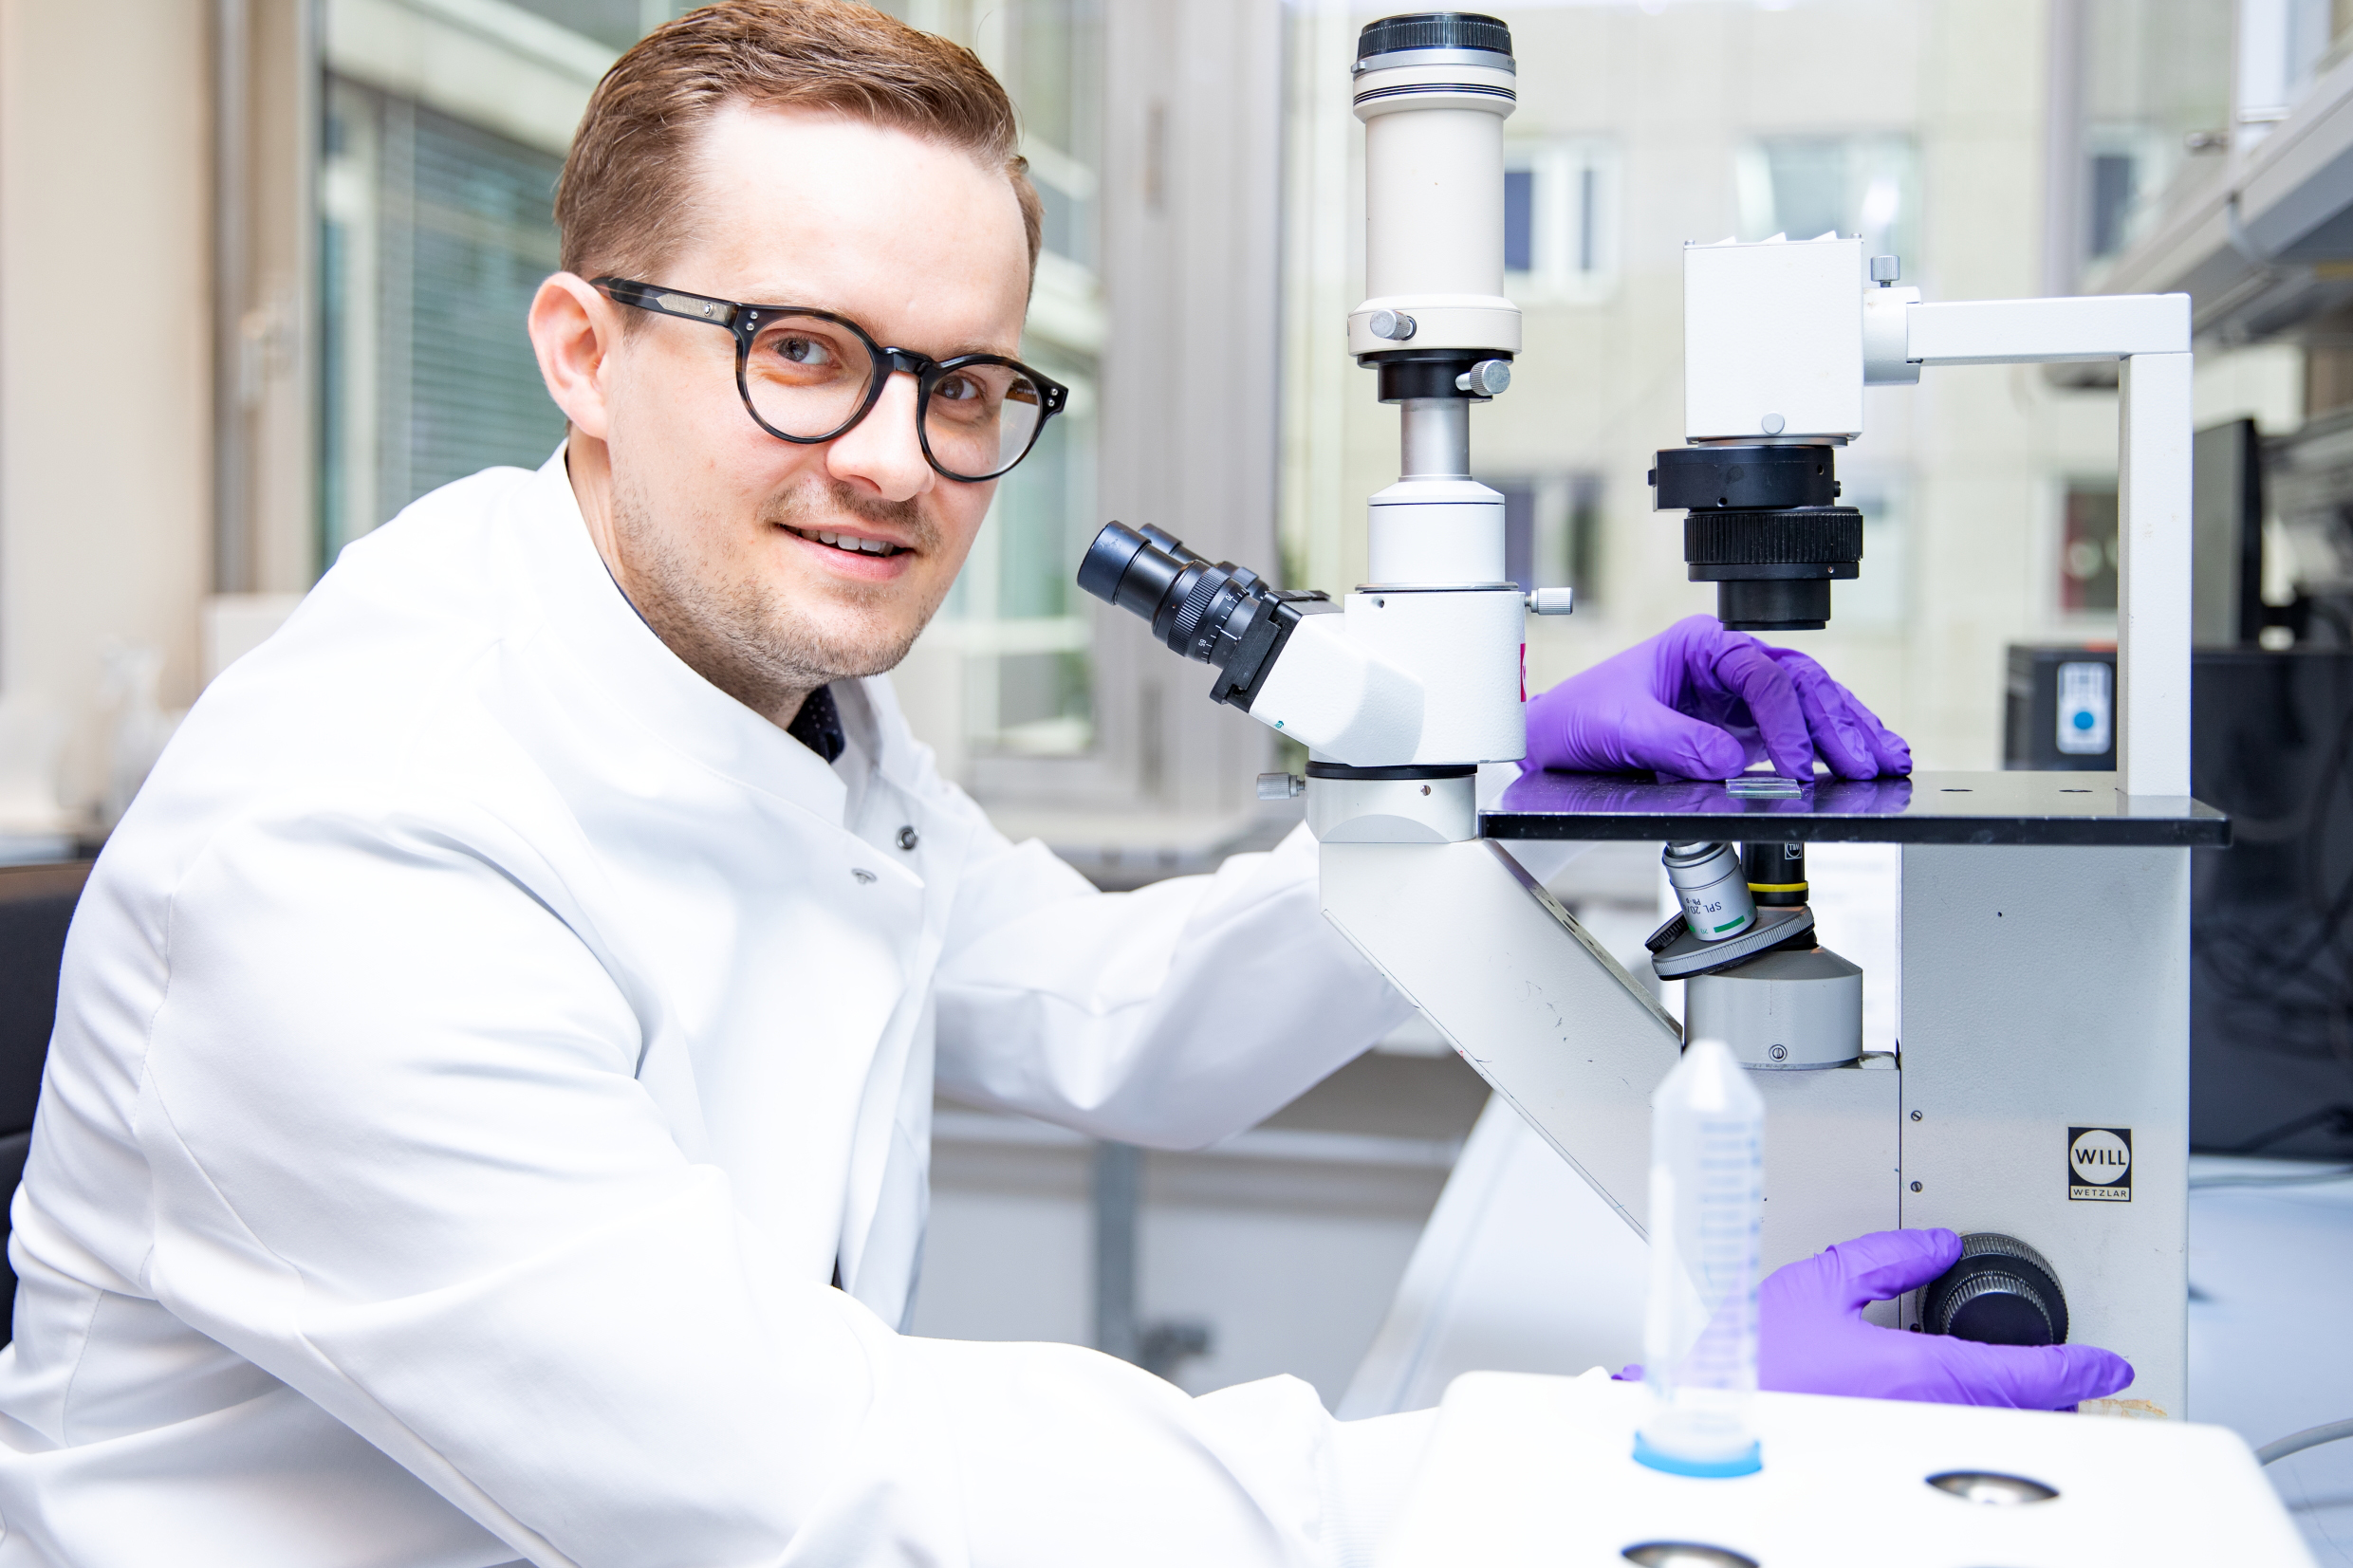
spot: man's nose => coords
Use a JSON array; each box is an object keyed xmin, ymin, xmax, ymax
[{"xmin": 826, "ymin": 371, "xmax": 934, "ymax": 503}]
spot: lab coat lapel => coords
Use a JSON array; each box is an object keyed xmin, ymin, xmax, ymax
[
  {"xmin": 497, "ymin": 456, "xmax": 931, "ymax": 1293},
  {"xmin": 824, "ymin": 677, "xmax": 978, "ymax": 1327}
]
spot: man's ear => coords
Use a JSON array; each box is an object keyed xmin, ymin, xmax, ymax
[{"xmin": 530, "ymin": 272, "xmax": 619, "ymax": 439}]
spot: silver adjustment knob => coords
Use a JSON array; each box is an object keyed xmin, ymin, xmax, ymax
[
  {"xmin": 1870, "ymin": 253, "xmax": 1901, "ymax": 286},
  {"xmin": 1367, "ymin": 309, "xmax": 1417, "ymax": 341},
  {"xmin": 1455, "ymin": 359, "xmax": 1512, "ymax": 397},
  {"xmin": 1527, "ymin": 586, "xmax": 1576, "ymax": 615},
  {"xmin": 1256, "ymin": 772, "xmax": 1306, "ymax": 801}
]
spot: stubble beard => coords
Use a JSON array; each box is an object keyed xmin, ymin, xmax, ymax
[{"xmin": 608, "ymin": 469, "xmax": 945, "ymax": 724}]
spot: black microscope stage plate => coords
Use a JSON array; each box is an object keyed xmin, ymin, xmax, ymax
[{"xmin": 1482, "ymin": 769, "xmax": 2232, "ymax": 848}]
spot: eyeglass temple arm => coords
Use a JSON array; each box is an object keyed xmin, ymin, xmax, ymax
[{"xmin": 592, "ymin": 277, "xmax": 739, "ymax": 328}]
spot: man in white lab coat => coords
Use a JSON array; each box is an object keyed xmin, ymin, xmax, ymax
[{"xmin": 0, "ymin": 5, "xmax": 2121, "ymax": 1565}]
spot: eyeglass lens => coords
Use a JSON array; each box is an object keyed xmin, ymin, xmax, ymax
[{"xmin": 743, "ymin": 313, "xmax": 1047, "ymax": 481}]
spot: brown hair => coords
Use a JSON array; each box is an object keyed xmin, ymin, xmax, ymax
[{"xmin": 555, "ymin": 0, "xmax": 1042, "ymax": 287}]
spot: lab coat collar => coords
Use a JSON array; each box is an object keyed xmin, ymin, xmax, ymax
[{"xmin": 512, "ymin": 448, "xmax": 851, "ymax": 822}]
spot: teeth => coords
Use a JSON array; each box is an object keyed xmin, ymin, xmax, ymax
[{"xmin": 791, "ymin": 525, "xmax": 901, "ymax": 557}]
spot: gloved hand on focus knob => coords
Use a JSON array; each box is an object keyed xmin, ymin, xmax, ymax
[
  {"xmin": 1759, "ymin": 1228, "xmax": 2132, "ymax": 1409},
  {"xmin": 1525, "ymin": 614, "xmax": 1911, "ymax": 781}
]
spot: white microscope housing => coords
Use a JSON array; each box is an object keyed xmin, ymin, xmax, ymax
[
  {"xmin": 1076, "ymin": 13, "xmax": 1538, "ymax": 780},
  {"xmin": 1077, "ymin": 8, "xmax": 2208, "ymax": 1423}
]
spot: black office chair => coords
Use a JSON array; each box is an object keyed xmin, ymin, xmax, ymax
[{"xmin": 0, "ymin": 862, "xmax": 89, "ymax": 1343}]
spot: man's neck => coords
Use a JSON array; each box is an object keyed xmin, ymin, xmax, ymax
[{"xmin": 565, "ymin": 431, "xmax": 819, "ymax": 730}]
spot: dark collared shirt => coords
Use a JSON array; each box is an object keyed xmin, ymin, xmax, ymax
[{"xmin": 787, "ymin": 685, "xmax": 845, "ymax": 764}]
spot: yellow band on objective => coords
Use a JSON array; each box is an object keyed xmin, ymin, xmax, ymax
[{"xmin": 1747, "ymin": 882, "xmax": 1808, "ymax": 893}]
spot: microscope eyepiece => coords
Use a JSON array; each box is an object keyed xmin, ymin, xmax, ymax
[
  {"xmin": 1354, "ymin": 12, "xmax": 1513, "ymax": 66},
  {"xmin": 1076, "ymin": 523, "xmax": 1172, "ymax": 621},
  {"xmin": 1076, "ymin": 523, "xmax": 1330, "ymax": 714}
]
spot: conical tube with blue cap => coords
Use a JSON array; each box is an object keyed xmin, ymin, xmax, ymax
[{"xmin": 1635, "ymin": 1037, "xmax": 1765, "ymax": 1478}]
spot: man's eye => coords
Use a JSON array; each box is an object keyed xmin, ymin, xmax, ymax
[{"xmin": 775, "ymin": 336, "xmax": 831, "ymax": 366}]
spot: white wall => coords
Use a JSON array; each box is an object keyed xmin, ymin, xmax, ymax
[{"xmin": 0, "ymin": 0, "xmax": 213, "ymax": 818}]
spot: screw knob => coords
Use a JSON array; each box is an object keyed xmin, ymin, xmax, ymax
[
  {"xmin": 1923, "ymin": 1232, "xmax": 2068, "ymax": 1346},
  {"xmin": 1367, "ymin": 309, "xmax": 1417, "ymax": 341},
  {"xmin": 1454, "ymin": 359, "xmax": 1512, "ymax": 397}
]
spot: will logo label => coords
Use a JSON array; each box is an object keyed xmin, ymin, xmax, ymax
[{"xmin": 2068, "ymin": 1127, "xmax": 2132, "ymax": 1202}]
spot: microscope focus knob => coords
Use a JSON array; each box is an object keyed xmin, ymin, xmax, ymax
[{"xmin": 1922, "ymin": 1232, "xmax": 2069, "ymax": 1347}]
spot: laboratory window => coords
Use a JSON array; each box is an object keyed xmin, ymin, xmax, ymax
[
  {"xmin": 887, "ymin": 0, "xmax": 1110, "ymax": 773},
  {"xmin": 1484, "ymin": 473, "xmax": 1603, "ymax": 604},
  {"xmin": 1500, "ymin": 140, "xmax": 1618, "ymax": 303},
  {"xmin": 2061, "ymin": 483, "xmax": 2121, "ymax": 616},
  {"xmin": 1734, "ymin": 134, "xmax": 1915, "ymax": 262},
  {"xmin": 497, "ymin": 0, "xmax": 659, "ymax": 53},
  {"xmin": 2087, "ymin": 151, "xmax": 2138, "ymax": 259},
  {"xmin": 320, "ymin": 77, "xmax": 567, "ymax": 562},
  {"xmin": 1830, "ymin": 475, "xmax": 1912, "ymax": 631},
  {"xmin": 2069, "ymin": 0, "xmax": 2236, "ymax": 282}
]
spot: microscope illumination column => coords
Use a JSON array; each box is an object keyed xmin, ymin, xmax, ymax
[
  {"xmin": 1352, "ymin": 14, "xmax": 1520, "ymax": 592},
  {"xmin": 1351, "ymin": 14, "xmax": 1522, "ymax": 361},
  {"xmin": 1337, "ymin": 13, "xmax": 1529, "ymax": 768},
  {"xmin": 1079, "ymin": 15, "xmax": 1543, "ymax": 767}
]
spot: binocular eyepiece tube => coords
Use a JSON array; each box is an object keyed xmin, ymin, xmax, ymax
[{"xmin": 1077, "ymin": 522, "xmax": 1332, "ymax": 713}]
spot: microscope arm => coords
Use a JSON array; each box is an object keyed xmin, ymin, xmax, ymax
[{"xmin": 1319, "ymin": 828, "xmax": 1682, "ymax": 1237}]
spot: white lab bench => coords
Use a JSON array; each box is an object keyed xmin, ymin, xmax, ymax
[
  {"xmin": 1344, "ymin": 1132, "xmax": 2353, "ymax": 1563},
  {"xmin": 1378, "ymin": 1369, "xmax": 2311, "ymax": 1567}
]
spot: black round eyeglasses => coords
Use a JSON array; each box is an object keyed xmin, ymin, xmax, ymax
[{"xmin": 593, "ymin": 276, "xmax": 1070, "ymax": 484}]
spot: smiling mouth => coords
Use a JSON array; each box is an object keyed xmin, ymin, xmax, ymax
[{"xmin": 786, "ymin": 525, "xmax": 910, "ymax": 559}]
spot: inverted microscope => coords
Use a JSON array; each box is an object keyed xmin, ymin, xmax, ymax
[{"xmin": 1078, "ymin": 6, "xmax": 2227, "ymax": 1449}]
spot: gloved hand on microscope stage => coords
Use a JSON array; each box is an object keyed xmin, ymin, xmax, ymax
[
  {"xmin": 1618, "ymin": 1228, "xmax": 2134, "ymax": 1410},
  {"xmin": 1525, "ymin": 614, "xmax": 1912, "ymax": 782}
]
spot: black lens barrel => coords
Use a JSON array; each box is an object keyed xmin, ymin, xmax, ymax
[
  {"xmin": 1743, "ymin": 841, "xmax": 1807, "ymax": 907},
  {"xmin": 1076, "ymin": 521, "xmax": 1331, "ymax": 713},
  {"xmin": 1078, "ymin": 522, "xmax": 1195, "ymax": 626},
  {"xmin": 1078, "ymin": 524, "xmax": 1252, "ymax": 659},
  {"xmin": 1652, "ymin": 445, "xmax": 1862, "ymax": 632}
]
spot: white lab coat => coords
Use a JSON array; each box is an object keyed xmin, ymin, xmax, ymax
[{"xmin": 0, "ymin": 452, "xmax": 1423, "ymax": 1567}]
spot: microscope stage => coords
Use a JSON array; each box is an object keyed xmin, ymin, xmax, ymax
[{"xmin": 1484, "ymin": 769, "xmax": 2230, "ymax": 847}]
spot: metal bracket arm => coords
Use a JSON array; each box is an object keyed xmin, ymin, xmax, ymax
[
  {"xmin": 1319, "ymin": 839, "xmax": 1683, "ymax": 1235},
  {"xmin": 1904, "ymin": 293, "xmax": 2191, "ymax": 365}
]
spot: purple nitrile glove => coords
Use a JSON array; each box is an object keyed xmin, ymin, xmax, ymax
[
  {"xmin": 1614, "ymin": 1228, "xmax": 2134, "ymax": 1410},
  {"xmin": 1758, "ymin": 1228, "xmax": 2133, "ymax": 1409},
  {"xmin": 1525, "ymin": 615, "xmax": 1912, "ymax": 782}
]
